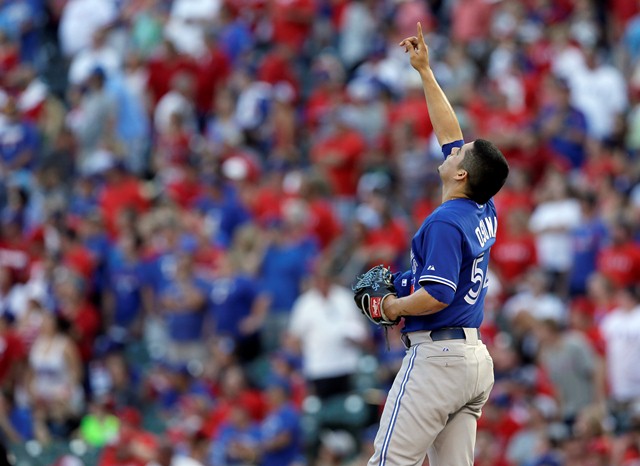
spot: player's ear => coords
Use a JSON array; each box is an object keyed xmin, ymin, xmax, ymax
[{"xmin": 454, "ymin": 169, "xmax": 468, "ymax": 181}]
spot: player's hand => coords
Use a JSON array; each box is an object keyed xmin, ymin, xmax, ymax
[{"xmin": 399, "ymin": 22, "xmax": 430, "ymax": 72}]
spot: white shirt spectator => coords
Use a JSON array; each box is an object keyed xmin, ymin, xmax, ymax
[
  {"xmin": 551, "ymin": 45, "xmax": 585, "ymax": 83},
  {"xmin": 529, "ymin": 198, "xmax": 581, "ymax": 273},
  {"xmin": 0, "ymin": 283, "xmax": 29, "ymax": 320},
  {"xmin": 566, "ymin": 60, "xmax": 628, "ymax": 140},
  {"xmin": 338, "ymin": 1, "xmax": 377, "ymax": 70},
  {"xmin": 289, "ymin": 284, "xmax": 368, "ymax": 380},
  {"xmin": 164, "ymin": 0, "xmax": 220, "ymax": 57},
  {"xmin": 59, "ymin": 0, "xmax": 118, "ymax": 57},
  {"xmin": 503, "ymin": 290, "xmax": 566, "ymax": 323},
  {"xmin": 600, "ymin": 305, "xmax": 640, "ymax": 402},
  {"xmin": 68, "ymin": 43, "xmax": 121, "ymax": 85},
  {"xmin": 154, "ymin": 90, "xmax": 196, "ymax": 135}
]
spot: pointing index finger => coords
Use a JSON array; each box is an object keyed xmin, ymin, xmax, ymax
[{"xmin": 417, "ymin": 22, "xmax": 423, "ymax": 41}]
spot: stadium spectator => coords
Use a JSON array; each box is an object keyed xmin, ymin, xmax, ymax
[
  {"xmin": 596, "ymin": 218, "xmax": 640, "ymax": 289},
  {"xmin": 568, "ymin": 192, "xmax": 609, "ymax": 296},
  {"xmin": 492, "ymin": 208, "xmax": 538, "ymax": 293},
  {"xmin": 159, "ymin": 252, "xmax": 208, "ymax": 366},
  {"xmin": 537, "ymin": 76, "xmax": 588, "ymax": 170},
  {"xmin": 534, "ymin": 318, "xmax": 602, "ymax": 424},
  {"xmin": 287, "ymin": 259, "xmax": 368, "ymax": 400},
  {"xmin": 599, "ymin": 286, "xmax": 640, "ymax": 428},
  {"xmin": 259, "ymin": 377, "xmax": 303, "ymax": 466},
  {"xmin": 529, "ymin": 169, "xmax": 582, "ymax": 295},
  {"xmin": 28, "ymin": 313, "xmax": 84, "ymax": 444},
  {"xmin": 209, "ymin": 404, "xmax": 261, "ymax": 465},
  {"xmin": 207, "ymin": 252, "xmax": 268, "ymax": 363}
]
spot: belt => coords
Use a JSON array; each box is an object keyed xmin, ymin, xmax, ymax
[{"xmin": 401, "ymin": 327, "xmax": 480, "ymax": 348}]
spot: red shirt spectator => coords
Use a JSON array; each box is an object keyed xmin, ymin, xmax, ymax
[
  {"xmin": 203, "ymin": 389, "xmax": 266, "ymax": 439},
  {"xmin": 476, "ymin": 402, "xmax": 523, "ymax": 451},
  {"xmin": 412, "ymin": 198, "xmax": 437, "ymax": 227},
  {"xmin": 155, "ymin": 119, "xmax": 192, "ymax": 171},
  {"xmin": 611, "ymin": 0, "xmax": 640, "ymax": 30},
  {"xmin": 597, "ymin": 242, "xmax": 640, "ymax": 289},
  {"xmin": 306, "ymin": 82, "xmax": 346, "ymax": 130},
  {"xmin": 58, "ymin": 279, "xmax": 100, "ymax": 362},
  {"xmin": 196, "ymin": 37, "xmax": 231, "ymax": 115},
  {"xmin": 569, "ymin": 297, "xmax": 606, "ymax": 356},
  {"xmin": 389, "ymin": 89, "xmax": 433, "ymax": 142},
  {"xmin": 99, "ymin": 166, "xmax": 150, "ymax": 237},
  {"xmin": 451, "ymin": 0, "xmax": 494, "ymax": 45},
  {"xmin": 307, "ymin": 198, "xmax": 342, "ymax": 250},
  {"xmin": 166, "ymin": 166, "xmax": 203, "ymax": 209},
  {"xmin": 99, "ymin": 408, "xmax": 157, "ymax": 466},
  {"xmin": 492, "ymin": 209, "xmax": 538, "ymax": 290},
  {"xmin": 0, "ymin": 35, "xmax": 19, "ymax": 84},
  {"xmin": 469, "ymin": 91, "xmax": 533, "ymax": 169},
  {"xmin": 493, "ymin": 185, "xmax": 535, "ymax": 218},
  {"xmin": 363, "ymin": 217, "xmax": 408, "ymax": 268},
  {"xmin": 311, "ymin": 120, "xmax": 366, "ymax": 198},
  {"xmin": 146, "ymin": 40, "xmax": 198, "ymax": 104},
  {"xmin": 250, "ymin": 183, "xmax": 287, "ymax": 225},
  {"xmin": 299, "ymin": 177, "xmax": 342, "ymax": 250},
  {"xmin": 61, "ymin": 231, "xmax": 96, "ymax": 282},
  {"xmin": 257, "ymin": 47, "xmax": 300, "ymax": 99},
  {"xmin": 0, "ymin": 318, "xmax": 24, "ymax": 390},
  {"xmin": 269, "ymin": 0, "xmax": 315, "ymax": 53},
  {"xmin": 596, "ymin": 220, "xmax": 640, "ymax": 289}
]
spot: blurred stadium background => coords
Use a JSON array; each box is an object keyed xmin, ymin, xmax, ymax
[{"xmin": 0, "ymin": 0, "xmax": 640, "ymax": 464}]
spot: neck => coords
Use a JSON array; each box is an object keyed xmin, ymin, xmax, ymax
[{"xmin": 441, "ymin": 185, "xmax": 469, "ymax": 203}]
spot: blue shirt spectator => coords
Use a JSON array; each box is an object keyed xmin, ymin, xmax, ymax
[
  {"xmin": 260, "ymin": 379, "xmax": 302, "ymax": 466},
  {"xmin": 105, "ymin": 236, "xmax": 145, "ymax": 330},
  {"xmin": 537, "ymin": 78, "xmax": 588, "ymax": 169},
  {"xmin": 260, "ymin": 227, "xmax": 318, "ymax": 314},
  {"xmin": 0, "ymin": 101, "xmax": 39, "ymax": 172},
  {"xmin": 210, "ymin": 406, "xmax": 262, "ymax": 466},
  {"xmin": 569, "ymin": 193, "xmax": 609, "ymax": 296},
  {"xmin": 160, "ymin": 253, "xmax": 208, "ymax": 343},
  {"xmin": 191, "ymin": 181, "xmax": 251, "ymax": 248},
  {"xmin": 209, "ymin": 274, "xmax": 260, "ymax": 338}
]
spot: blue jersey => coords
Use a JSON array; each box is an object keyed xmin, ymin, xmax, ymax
[
  {"xmin": 403, "ymin": 140, "xmax": 498, "ymax": 332},
  {"xmin": 208, "ymin": 274, "xmax": 259, "ymax": 337},
  {"xmin": 260, "ymin": 403, "xmax": 302, "ymax": 466}
]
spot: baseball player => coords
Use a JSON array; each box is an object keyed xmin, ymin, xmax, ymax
[{"xmin": 353, "ymin": 23, "xmax": 510, "ymax": 466}]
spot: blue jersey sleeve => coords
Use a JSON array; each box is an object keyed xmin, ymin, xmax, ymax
[
  {"xmin": 392, "ymin": 270, "xmax": 412, "ymax": 297},
  {"xmin": 418, "ymin": 221, "xmax": 463, "ymax": 305},
  {"xmin": 442, "ymin": 140, "xmax": 464, "ymax": 158}
]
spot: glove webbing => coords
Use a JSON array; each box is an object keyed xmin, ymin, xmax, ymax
[{"xmin": 352, "ymin": 265, "xmax": 392, "ymax": 292}]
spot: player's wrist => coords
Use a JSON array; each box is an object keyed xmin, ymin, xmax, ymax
[
  {"xmin": 418, "ymin": 66, "xmax": 434, "ymax": 80},
  {"xmin": 382, "ymin": 295, "xmax": 400, "ymax": 321}
]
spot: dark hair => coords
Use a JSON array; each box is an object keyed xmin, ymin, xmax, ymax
[{"xmin": 459, "ymin": 139, "xmax": 509, "ymax": 204}]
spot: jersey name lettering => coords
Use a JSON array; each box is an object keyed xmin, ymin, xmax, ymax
[{"xmin": 474, "ymin": 216, "xmax": 498, "ymax": 247}]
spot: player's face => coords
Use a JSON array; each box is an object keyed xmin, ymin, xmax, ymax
[{"xmin": 438, "ymin": 143, "xmax": 470, "ymax": 180}]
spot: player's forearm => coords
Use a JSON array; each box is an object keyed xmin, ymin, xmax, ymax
[
  {"xmin": 384, "ymin": 288, "xmax": 447, "ymax": 320},
  {"xmin": 418, "ymin": 67, "xmax": 463, "ymax": 146}
]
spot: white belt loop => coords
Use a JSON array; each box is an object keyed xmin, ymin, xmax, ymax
[{"xmin": 463, "ymin": 328, "xmax": 479, "ymax": 345}]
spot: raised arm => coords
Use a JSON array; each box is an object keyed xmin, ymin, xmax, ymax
[{"xmin": 400, "ymin": 22, "xmax": 463, "ymax": 146}]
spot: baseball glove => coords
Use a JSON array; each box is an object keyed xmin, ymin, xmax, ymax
[{"xmin": 352, "ymin": 265, "xmax": 399, "ymax": 326}]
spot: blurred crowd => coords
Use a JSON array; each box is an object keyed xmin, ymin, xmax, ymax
[{"xmin": 1, "ymin": 0, "xmax": 640, "ymax": 465}]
